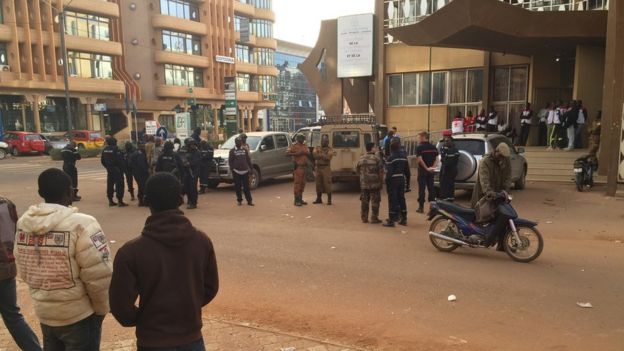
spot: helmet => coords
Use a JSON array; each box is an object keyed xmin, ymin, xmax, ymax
[
  {"xmin": 105, "ymin": 137, "xmax": 116, "ymax": 146},
  {"xmin": 240, "ymin": 133, "xmax": 247, "ymax": 140},
  {"xmin": 163, "ymin": 141, "xmax": 174, "ymax": 151},
  {"xmin": 184, "ymin": 138, "xmax": 196, "ymax": 146}
]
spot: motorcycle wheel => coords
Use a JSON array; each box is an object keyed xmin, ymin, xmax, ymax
[
  {"xmin": 575, "ymin": 173, "xmax": 585, "ymax": 192},
  {"xmin": 429, "ymin": 216, "xmax": 460, "ymax": 253},
  {"xmin": 503, "ymin": 225, "xmax": 544, "ymax": 263}
]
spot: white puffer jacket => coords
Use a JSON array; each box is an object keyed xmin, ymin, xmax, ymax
[{"xmin": 14, "ymin": 203, "xmax": 112, "ymax": 327}]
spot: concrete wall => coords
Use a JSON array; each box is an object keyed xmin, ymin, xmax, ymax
[
  {"xmin": 385, "ymin": 45, "xmax": 486, "ymax": 73},
  {"xmin": 384, "ymin": 105, "xmax": 448, "ymax": 136},
  {"xmin": 573, "ymin": 45, "xmax": 606, "ymax": 122}
]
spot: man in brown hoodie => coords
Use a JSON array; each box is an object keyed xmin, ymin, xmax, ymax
[{"xmin": 109, "ymin": 173, "xmax": 219, "ymax": 350}]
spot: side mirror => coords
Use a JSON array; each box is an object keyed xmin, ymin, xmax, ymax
[
  {"xmin": 260, "ymin": 144, "xmax": 267, "ymax": 151},
  {"xmin": 517, "ymin": 147, "xmax": 525, "ymax": 154}
]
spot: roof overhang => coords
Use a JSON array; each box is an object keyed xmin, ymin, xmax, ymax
[{"xmin": 385, "ymin": 0, "xmax": 608, "ymax": 56}]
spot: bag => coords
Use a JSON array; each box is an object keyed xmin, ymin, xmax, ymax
[{"xmin": 475, "ymin": 196, "xmax": 498, "ymax": 223}]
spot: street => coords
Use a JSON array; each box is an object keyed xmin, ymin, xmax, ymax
[{"xmin": 1, "ymin": 156, "xmax": 623, "ymax": 351}]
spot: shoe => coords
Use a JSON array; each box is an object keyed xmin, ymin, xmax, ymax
[
  {"xmin": 118, "ymin": 201, "xmax": 129, "ymax": 208},
  {"xmin": 108, "ymin": 200, "xmax": 117, "ymax": 207},
  {"xmin": 247, "ymin": 202, "xmax": 255, "ymax": 206},
  {"xmin": 398, "ymin": 219, "xmax": 407, "ymax": 226},
  {"xmin": 301, "ymin": 199, "xmax": 308, "ymax": 205},
  {"xmin": 72, "ymin": 195, "xmax": 81, "ymax": 202},
  {"xmin": 237, "ymin": 201, "xmax": 242, "ymax": 206},
  {"xmin": 361, "ymin": 217, "xmax": 369, "ymax": 223},
  {"xmin": 383, "ymin": 220, "xmax": 395, "ymax": 227},
  {"xmin": 327, "ymin": 194, "xmax": 332, "ymax": 205},
  {"xmin": 187, "ymin": 204, "xmax": 197, "ymax": 210},
  {"xmin": 416, "ymin": 207, "xmax": 424, "ymax": 214},
  {"xmin": 370, "ymin": 217, "xmax": 383, "ymax": 224},
  {"xmin": 313, "ymin": 199, "xmax": 323, "ymax": 204}
]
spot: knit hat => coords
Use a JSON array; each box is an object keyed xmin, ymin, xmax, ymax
[{"xmin": 496, "ymin": 143, "xmax": 511, "ymax": 158}]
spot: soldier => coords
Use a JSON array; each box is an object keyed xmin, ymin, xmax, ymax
[
  {"xmin": 61, "ymin": 140, "xmax": 81, "ymax": 201},
  {"xmin": 357, "ymin": 142, "xmax": 384, "ymax": 224},
  {"xmin": 199, "ymin": 140, "xmax": 215, "ymax": 194},
  {"xmin": 130, "ymin": 143, "xmax": 150, "ymax": 207},
  {"xmin": 384, "ymin": 138, "xmax": 410, "ymax": 227},
  {"xmin": 145, "ymin": 135, "xmax": 156, "ymax": 175},
  {"xmin": 439, "ymin": 137, "xmax": 460, "ymax": 201},
  {"xmin": 101, "ymin": 137, "xmax": 127, "ymax": 207},
  {"xmin": 287, "ymin": 134, "xmax": 310, "ymax": 206},
  {"xmin": 183, "ymin": 139, "xmax": 201, "ymax": 209},
  {"xmin": 240, "ymin": 133, "xmax": 250, "ymax": 152},
  {"xmin": 312, "ymin": 135, "xmax": 334, "ymax": 205},
  {"xmin": 122, "ymin": 142, "xmax": 136, "ymax": 201},
  {"xmin": 156, "ymin": 141, "xmax": 182, "ymax": 176}
]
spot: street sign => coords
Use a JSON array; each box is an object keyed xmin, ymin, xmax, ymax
[
  {"xmin": 224, "ymin": 77, "xmax": 237, "ymax": 117},
  {"xmin": 145, "ymin": 120, "xmax": 158, "ymax": 135},
  {"xmin": 156, "ymin": 126, "xmax": 168, "ymax": 140},
  {"xmin": 94, "ymin": 103, "xmax": 107, "ymax": 112},
  {"xmin": 216, "ymin": 55, "xmax": 235, "ymax": 65},
  {"xmin": 175, "ymin": 112, "xmax": 191, "ymax": 139}
]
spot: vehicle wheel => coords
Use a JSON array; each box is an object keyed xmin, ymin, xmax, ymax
[
  {"xmin": 206, "ymin": 179, "xmax": 220, "ymax": 189},
  {"xmin": 77, "ymin": 144, "xmax": 86, "ymax": 151},
  {"xmin": 0, "ymin": 148, "xmax": 6, "ymax": 160},
  {"xmin": 456, "ymin": 151, "xmax": 478, "ymax": 182},
  {"xmin": 575, "ymin": 173, "xmax": 585, "ymax": 192},
  {"xmin": 428, "ymin": 216, "xmax": 460, "ymax": 252},
  {"xmin": 503, "ymin": 225, "xmax": 544, "ymax": 263},
  {"xmin": 515, "ymin": 167, "xmax": 527, "ymax": 190},
  {"xmin": 249, "ymin": 168, "xmax": 261, "ymax": 190},
  {"xmin": 11, "ymin": 147, "xmax": 20, "ymax": 157}
]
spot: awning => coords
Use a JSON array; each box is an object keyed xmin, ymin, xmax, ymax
[{"xmin": 385, "ymin": 0, "xmax": 607, "ymax": 56}]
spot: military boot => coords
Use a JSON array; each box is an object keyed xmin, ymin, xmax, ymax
[
  {"xmin": 361, "ymin": 215, "xmax": 369, "ymax": 223},
  {"xmin": 300, "ymin": 197, "xmax": 308, "ymax": 205},
  {"xmin": 108, "ymin": 198, "xmax": 117, "ymax": 207},
  {"xmin": 117, "ymin": 197, "xmax": 129, "ymax": 207},
  {"xmin": 129, "ymin": 189, "xmax": 136, "ymax": 201},
  {"xmin": 294, "ymin": 196, "xmax": 302, "ymax": 207},
  {"xmin": 73, "ymin": 189, "xmax": 81, "ymax": 202},
  {"xmin": 326, "ymin": 193, "xmax": 332, "ymax": 205},
  {"xmin": 313, "ymin": 193, "xmax": 323, "ymax": 204}
]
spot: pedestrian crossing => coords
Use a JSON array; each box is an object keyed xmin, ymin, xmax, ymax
[
  {"xmin": 0, "ymin": 162, "xmax": 48, "ymax": 174},
  {"xmin": 78, "ymin": 169, "xmax": 109, "ymax": 181},
  {"xmin": 0, "ymin": 162, "xmax": 107, "ymax": 181}
]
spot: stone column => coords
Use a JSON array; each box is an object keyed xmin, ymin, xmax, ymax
[
  {"xmin": 213, "ymin": 108, "xmax": 219, "ymax": 140},
  {"xmin": 86, "ymin": 104, "xmax": 93, "ymax": 131},
  {"xmin": 252, "ymin": 110, "xmax": 259, "ymax": 131},
  {"xmin": 246, "ymin": 109, "xmax": 252, "ymax": 132}
]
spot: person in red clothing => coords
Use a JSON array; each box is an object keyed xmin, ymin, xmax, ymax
[
  {"xmin": 109, "ymin": 173, "xmax": 219, "ymax": 351},
  {"xmin": 464, "ymin": 110, "xmax": 476, "ymax": 133}
]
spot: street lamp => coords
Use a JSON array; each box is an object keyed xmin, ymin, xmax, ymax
[{"xmin": 51, "ymin": 4, "xmax": 73, "ymax": 132}]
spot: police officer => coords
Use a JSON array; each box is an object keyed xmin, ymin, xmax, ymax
[
  {"xmin": 312, "ymin": 135, "xmax": 334, "ymax": 205},
  {"xmin": 416, "ymin": 131, "xmax": 438, "ymax": 213},
  {"xmin": 130, "ymin": 143, "xmax": 150, "ymax": 207},
  {"xmin": 287, "ymin": 134, "xmax": 310, "ymax": 206},
  {"xmin": 439, "ymin": 137, "xmax": 460, "ymax": 201},
  {"xmin": 101, "ymin": 137, "xmax": 127, "ymax": 207},
  {"xmin": 183, "ymin": 138, "xmax": 201, "ymax": 209},
  {"xmin": 61, "ymin": 141, "xmax": 81, "ymax": 201},
  {"xmin": 122, "ymin": 142, "xmax": 136, "ymax": 201},
  {"xmin": 156, "ymin": 141, "xmax": 182, "ymax": 176},
  {"xmin": 384, "ymin": 138, "xmax": 410, "ymax": 227},
  {"xmin": 199, "ymin": 140, "xmax": 215, "ymax": 194},
  {"xmin": 357, "ymin": 142, "xmax": 384, "ymax": 224}
]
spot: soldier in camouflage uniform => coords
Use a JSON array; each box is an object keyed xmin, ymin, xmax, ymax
[
  {"xmin": 356, "ymin": 142, "xmax": 384, "ymax": 224},
  {"xmin": 312, "ymin": 135, "xmax": 335, "ymax": 205}
]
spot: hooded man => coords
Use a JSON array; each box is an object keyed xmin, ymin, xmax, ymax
[
  {"xmin": 61, "ymin": 140, "xmax": 82, "ymax": 201},
  {"xmin": 287, "ymin": 134, "xmax": 310, "ymax": 206},
  {"xmin": 15, "ymin": 169, "xmax": 112, "ymax": 350},
  {"xmin": 471, "ymin": 142, "xmax": 512, "ymax": 207},
  {"xmin": 312, "ymin": 135, "xmax": 334, "ymax": 205},
  {"xmin": 101, "ymin": 137, "xmax": 128, "ymax": 207}
]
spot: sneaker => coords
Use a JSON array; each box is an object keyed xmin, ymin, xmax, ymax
[
  {"xmin": 187, "ymin": 204, "xmax": 197, "ymax": 210},
  {"xmin": 247, "ymin": 202, "xmax": 255, "ymax": 206}
]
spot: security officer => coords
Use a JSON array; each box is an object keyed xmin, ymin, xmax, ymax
[
  {"xmin": 122, "ymin": 142, "xmax": 136, "ymax": 201},
  {"xmin": 61, "ymin": 141, "xmax": 81, "ymax": 201},
  {"xmin": 416, "ymin": 131, "xmax": 438, "ymax": 213},
  {"xmin": 287, "ymin": 134, "xmax": 310, "ymax": 206},
  {"xmin": 357, "ymin": 142, "xmax": 384, "ymax": 224},
  {"xmin": 439, "ymin": 137, "xmax": 460, "ymax": 201},
  {"xmin": 199, "ymin": 140, "xmax": 215, "ymax": 194},
  {"xmin": 155, "ymin": 141, "xmax": 182, "ymax": 176},
  {"xmin": 240, "ymin": 133, "xmax": 251, "ymax": 152},
  {"xmin": 312, "ymin": 135, "xmax": 334, "ymax": 205},
  {"xmin": 101, "ymin": 137, "xmax": 127, "ymax": 207},
  {"xmin": 130, "ymin": 143, "xmax": 150, "ymax": 207},
  {"xmin": 383, "ymin": 138, "xmax": 410, "ymax": 227},
  {"xmin": 183, "ymin": 138, "xmax": 201, "ymax": 209}
]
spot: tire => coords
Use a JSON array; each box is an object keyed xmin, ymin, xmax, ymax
[
  {"xmin": 77, "ymin": 144, "xmax": 86, "ymax": 151},
  {"xmin": 575, "ymin": 173, "xmax": 585, "ymax": 192},
  {"xmin": 503, "ymin": 225, "xmax": 544, "ymax": 263},
  {"xmin": 515, "ymin": 167, "xmax": 527, "ymax": 190},
  {"xmin": 249, "ymin": 167, "xmax": 261, "ymax": 190},
  {"xmin": 206, "ymin": 179, "xmax": 220, "ymax": 189},
  {"xmin": 428, "ymin": 216, "xmax": 461, "ymax": 253},
  {"xmin": 456, "ymin": 151, "xmax": 478, "ymax": 182},
  {"xmin": 0, "ymin": 148, "xmax": 6, "ymax": 160},
  {"xmin": 12, "ymin": 147, "xmax": 20, "ymax": 157}
]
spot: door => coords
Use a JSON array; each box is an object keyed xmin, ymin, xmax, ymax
[
  {"xmin": 274, "ymin": 133, "xmax": 292, "ymax": 174},
  {"xmin": 331, "ymin": 130, "xmax": 361, "ymax": 172},
  {"xmin": 25, "ymin": 134, "xmax": 46, "ymax": 153},
  {"xmin": 257, "ymin": 135, "xmax": 277, "ymax": 177}
]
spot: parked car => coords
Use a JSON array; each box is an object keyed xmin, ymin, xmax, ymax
[
  {"xmin": 212, "ymin": 132, "xmax": 294, "ymax": 189},
  {"xmin": 41, "ymin": 134, "xmax": 69, "ymax": 151},
  {"xmin": 65, "ymin": 130, "xmax": 105, "ymax": 150},
  {"xmin": 434, "ymin": 132, "xmax": 528, "ymax": 191},
  {"xmin": 3, "ymin": 131, "xmax": 48, "ymax": 156},
  {"xmin": 0, "ymin": 141, "xmax": 9, "ymax": 159}
]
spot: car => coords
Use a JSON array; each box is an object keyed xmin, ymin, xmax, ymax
[
  {"xmin": 41, "ymin": 134, "xmax": 69, "ymax": 151},
  {"xmin": 0, "ymin": 141, "xmax": 9, "ymax": 159},
  {"xmin": 434, "ymin": 132, "xmax": 528, "ymax": 191},
  {"xmin": 3, "ymin": 131, "xmax": 48, "ymax": 156},
  {"xmin": 212, "ymin": 132, "xmax": 294, "ymax": 189},
  {"xmin": 65, "ymin": 130, "xmax": 105, "ymax": 150}
]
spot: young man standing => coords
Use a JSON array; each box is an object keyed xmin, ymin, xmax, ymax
[
  {"xmin": 312, "ymin": 135, "xmax": 334, "ymax": 205},
  {"xmin": 519, "ymin": 102, "xmax": 533, "ymax": 146},
  {"xmin": 109, "ymin": 173, "xmax": 219, "ymax": 351},
  {"xmin": 15, "ymin": 169, "xmax": 112, "ymax": 350},
  {"xmin": 287, "ymin": 134, "xmax": 310, "ymax": 206},
  {"xmin": 383, "ymin": 139, "xmax": 410, "ymax": 227},
  {"xmin": 228, "ymin": 137, "xmax": 254, "ymax": 206},
  {"xmin": 416, "ymin": 132, "xmax": 439, "ymax": 213},
  {"xmin": 356, "ymin": 143, "xmax": 384, "ymax": 224},
  {"xmin": 101, "ymin": 137, "xmax": 128, "ymax": 207},
  {"xmin": 61, "ymin": 140, "xmax": 82, "ymax": 201}
]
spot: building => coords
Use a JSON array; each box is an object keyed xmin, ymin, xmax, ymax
[
  {"xmin": 0, "ymin": 0, "xmax": 277, "ymax": 140},
  {"xmin": 301, "ymin": 0, "xmax": 623, "ymax": 194},
  {"xmin": 268, "ymin": 39, "xmax": 318, "ymax": 132}
]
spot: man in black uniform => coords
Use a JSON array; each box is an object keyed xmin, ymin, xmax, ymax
[
  {"xmin": 122, "ymin": 142, "xmax": 136, "ymax": 201},
  {"xmin": 155, "ymin": 141, "xmax": 182, "ymax": 176},
  {"xmin": 199, "ymin": 140, "xmax": 214, "ymax": 194},
  {"xmin": 130, "ymin": 143, "xmax": 150, "ymax": 207},
  {"xmin": 101, "ymin": 137, "xmax": 128, "ymax": 207},
  {"xmin": 61, "ymin": 141, "xmax": 81, "ymax": 201},
  {"xmin": 183, "ymin": 138, "xmax": 201, "ymax": 209},
  {"xmin": 416, "ymin": 132, "xmax": 438, "ymax": 213},
  {"xmin": 439, "ymin": 137, "xmax": 460, "ymax": 201},
  {"xmin": 383, "ymin": 138, "xmax": 411, "ymax": 227}
]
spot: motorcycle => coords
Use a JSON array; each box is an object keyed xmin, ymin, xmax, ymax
[
  {"xmin": 574, "ymin": 155, "xmax": 597, "ymax": 192},
  {"xmin": 427, "ymin": 192, "xmax": 544, "ymax": 263}
]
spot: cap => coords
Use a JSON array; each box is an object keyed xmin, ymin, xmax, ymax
[
  {"xmin": 495, "ymin": 143, "xmax": 511, "ymax": 158},
  {"xmin": 442, "ymin": 129, "xmax": 453, "ymax": 137}
]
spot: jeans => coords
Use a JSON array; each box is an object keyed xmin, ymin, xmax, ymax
[
  {"xmin": 566, "ymin": 125, "xmax": 575, "ymax": 149},
  {"xmin": 233, "ymin": 172, "xmax": 252, "ymax": 204},
  {"xmin": 41, "ymin": 314, "xmax": 103, "ymax": 351},
  {"xmin": 0, "ymin": 278, "xmax": 42, "ymax": 351},
  {"xmin": 138, "ymin": 338, "xmax": 205, "ymax": 351},
  {"xmin": 575, "ymin": 124, "xmax": 585, "ymax": 149}
]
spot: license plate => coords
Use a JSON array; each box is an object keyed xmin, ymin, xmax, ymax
[{"xmin": 574, "ymin": 168, "xmax": 583, "ymax": 173}]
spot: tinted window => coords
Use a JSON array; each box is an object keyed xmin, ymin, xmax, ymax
[
  {"xmin": 333, "ymin": 131, "xmax": 360, "ymax": 148},
  {"xmin": 364, "ymin": 133, "xmax": 373, "ymax": 145},
  {"xmin": 275, "ymin": 134, "xmax": 289, "ymax": 148},
  {"xmin": 90, "ymin": 133, "xmax": 101, "ymax": 140},
  {"xmin": 220, "ymin": 135, "xmax": 261, "ymax": 150},
  {"xmin": 454, "ymin": 139, "xmax": 486, "ymax": 155},
  {"xmin": 25, "ymin": 134, "xmax": 42, "ymax": 141},
  {"xmin": 311, "ymin": 131, "xmax": 321, "ymax": 147},
  {"xmin": 261, "ymin": 136, "xmax": 275, "ymax": 150}
]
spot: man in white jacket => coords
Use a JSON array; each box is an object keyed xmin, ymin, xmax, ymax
[{"xmin": 14, "ymin": 168, "xmax": 112, "ymax": 350}]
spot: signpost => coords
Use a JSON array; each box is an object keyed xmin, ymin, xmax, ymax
[
  {"xmin": 224, "ymin": 77, "xmax": 238, "ymax": 138},
  {"xmin": 216, "ymin": 55, "xmax": 235, "ymax": 65},
  {"xmin": 145, "ymin": 120, "xmax": 158, "ymax": 135},
  {"xmin": 175, "ymin": 112, "xmax": 191, "ymax": 139},
  {"xmin": 337, "ymin": 14, "xmax": 374, "ymax": 78}
]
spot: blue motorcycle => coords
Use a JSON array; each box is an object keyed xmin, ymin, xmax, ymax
[{"xmin": 427, "ymin": 192, "xmax": 544, "ymax": 263}]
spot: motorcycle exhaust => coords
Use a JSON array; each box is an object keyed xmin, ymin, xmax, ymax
[{"xmin": 428, "ymin": 231, "xmax": 469, "ymax": 246}]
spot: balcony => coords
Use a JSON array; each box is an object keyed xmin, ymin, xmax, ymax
[
  {"xmin": 254, "ymin": 8, "xmax": 275, "ymax": 21},
  {"xmin": 152, "ymin": 14, "xmax": 207, "ymax": 36},
  {"xmin": 65, "ymin": 36, "xmax": 123, "ymax": 56},
  {"xmin": 156, "ymin": 85, "xmax": 223, "ymax": 100},
  {"xmin": 234, "ymin": 1, "xmax": 255, "ymax": 17},
  {"xmin": 254, "ymin": 37, "xmax": 277, "ymax": 50},
  {"xmin": 0, "ymin": 73, "xmax": 125, "ymax": 95},
  {"xmin": 257, "ymin": 65, "xmax": 278, "ymax": 76},
  {"xmin": 155, "ymin": 51, "xmax": 210, "ymax": 68},
  {"xmin": 235, "ymin": 61, "xmax": 258, "ymax": 74},
  {"xmin": 63, "ymin": 0, "xmax": 120, "ymax": 18},
  {"xmin": 237, "ymin": 91, "xmax": 261, "ymax": 102}
]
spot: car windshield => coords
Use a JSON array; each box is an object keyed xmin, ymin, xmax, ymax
[
  {"xmin": 454, "ymin": 139, "xmax": 486, "ymax": 155},
  {"xmin": 220, "ymin": 135, "xmax": 262, "ymax": 150},
  {"xmin": 90, "ymin": 133, "xmax": 101, "ymax": 140},
  {"xmin": 333, "ymin": 131, "xmax": 360, "ymax": 148}
]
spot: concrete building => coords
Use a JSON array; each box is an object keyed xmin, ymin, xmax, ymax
[{"xmin": 0, "ymin": 0, "xmax": 277, "ymax": 140}]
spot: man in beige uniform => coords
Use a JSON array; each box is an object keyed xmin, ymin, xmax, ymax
[{"xmin": 312, "ymin": 135, "xmax": 334, "ymax": 205}]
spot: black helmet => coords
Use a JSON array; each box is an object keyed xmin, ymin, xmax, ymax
[
  {"xmin": 106, "ymin": 137, "xmax": 116, "ymax": 146},
  {"xmin": 240, "ymin": 133, "xmax": 247, "ymax": 140},
  {"xmin": 163, "ymin": 141, "xmax": 174, "ymax": 151},
  {"xmin": 124, "ymin": 141, "xmax": 133, "ymax": 152},
  {"xmin": 184, "ymin": 138, "xmax": 196, "ymax": 146}
]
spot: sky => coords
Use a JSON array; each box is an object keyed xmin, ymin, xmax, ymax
[{"xmin": 273, "ymin": 0, "xmax": 375, "ymax": 47}]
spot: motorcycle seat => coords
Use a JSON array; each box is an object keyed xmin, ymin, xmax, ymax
[{"xmin": 437, "ymin": 201, "xmax": 476, "ymax": 221}]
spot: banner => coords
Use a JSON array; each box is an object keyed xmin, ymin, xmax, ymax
[
  {"xmin": 175, "ymin": 112, "xmax": 191, "ymax": 139},
  {"xmin": 337, "ymin": 14, "xmax": 374, "ymax": 78}
]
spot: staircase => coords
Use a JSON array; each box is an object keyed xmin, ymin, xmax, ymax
[{"xmin": 523, "ymin": 147, "xmax": 606, "ymax": 183}]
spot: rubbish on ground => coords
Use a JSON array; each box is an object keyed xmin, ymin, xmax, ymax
[
  {"xmin": 615, "ymin": 240, "xmax": 622, "ymax": 244},
  {"xmin": 546, "ymin": 221, "xmax": 553, "ymax": 224},
  {"xmin": 448, "ymin": 295, "xmax": 457, "ymax": 302},
  {"xmin": 577, "ymin": 302, "xmax": 593, "ymax": 308},
  {"xmin": 401, "ymin": 231, "xmax": 408, "ymax": 234},
  {"xmin": 306, "ymin": 216, "xmax": 312, "ymax": 219},
  {"xmin": 280, "ymin": 348, "xmax": 296, "ymax": 351},
  {"xmin": 330, "ymin": 246, "xmax": 336, "ymax": 249},
  {"xmin": 276, "ymin": 196, "xmax": 281, "ymax": 199},
  {"xmin": 109, "ymin": 240, "xmax": 116, "ymax": 244}
]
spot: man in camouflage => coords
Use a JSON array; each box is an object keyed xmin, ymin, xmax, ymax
[
  {"xmin": 287, "ymin": 134, "xmax": 310, "ymax": 206},
  {"xmin": 357, "ymin": 142, "xmax": 384, "ymax": 224},
  {"xmin": 312, "ymin": 135, "xmax": 334, "ymax": 205}
]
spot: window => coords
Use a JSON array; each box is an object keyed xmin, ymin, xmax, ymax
[
  {"xmin": 67, "ymin": 52, "xmax": 112, "ymax": 79},
  {"xmin": 64, "ymin": 12, "xmax": 110, "ymax": 41},
  {"xmin": 0, "ymin": 44, "xmax": 7, "ymax": 65},
  {"xmin": 251, "ymin": 19, "xmax": 273, "ymax": 38},
  {"xmin": 431, "ymin": 71, "xmax": 447, "ymax": 104},
  {"xmin": 467, "ymin": 69, "xmax": 483, "ymax": 103},
  {"xmin": 160, "ymin": 0, "xmax": 199, "ymax": 21},
  {"xmin": 164, "ymin": 64, "xmax": 203, "ymax": 87},
  {"xmin": 162, "ymin": 30, "xmax": 201, "ymax": 55},
  {"xmin": 255, "ymin": 75, "xmax": 275, "ymax": 93},
  {"xmin": 25, "ymin": 134, "xmax": 42, "ymax": 141},
  {"xmin": 261, "ymin": 136, "xmax": 275, "ymax": 150},
  {"xmin": 236, "ymin": 44, "xmax": 252, "ymax": 63},
  {"xmin": 418, "ymin": 72, "xmax": 431, "ymax": 105},
  {"xmin": 237, "ymin": 73, "xmax": 251, "ymax": 91},
  {"xmin": 388, "ymin": 74, "xmax": 402, "ymax": 106},
  {"xmin": 234, "ymin": 16, "xmax": 249, "ymax": 32},
  {"xmin": 333, "ymin": 131, "xmax": 360, "ymax": 148},
  {"xmin": 455, "ymin": 139, "xmax": 486, "ymax": 156},
  {"xmin": 493, "ymin": 67, "xmax": 511, "ymax": 102},
  {"xmin": 402, "ymin": 73, "xmax": 417, "ymax": 105},
  {"xmin": 450, "ymin": 70, "xmax": 467, "ymax": 104},
  {"xmin": 275, "ymin": 134, "xmax": 289, "ymax": 148},
  {"xmin": 493, "ymin": 66, "xmax": 528, "ymax": 106},
  {"xmin": 254, "ymin": 48, "xmax": 274, "ymax": 66}
]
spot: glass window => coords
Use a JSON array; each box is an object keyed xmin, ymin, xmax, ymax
[
  {"xmin": 388, "ymin": 74, "xmax": 402, "ymax": 106},
  {"xmin": 162, "ymin": 30, "xmax": 201, "ymax": 55},
  {"xmin": 454, "ymin": 139, "xmax": 486, "ymax": 156},
  {"xmin": 0, "ymin": 44, "xmax": 7, "ymax": 65},
  {"xmin": 418, "ymin": 72, "xmax": 431, "ymax": 105},
  {"xmin": 64, "ymin": 11, "xmax": 110, "ymax": 41},
  {"xmin": 333, "ymin": 131, "xmax": 360, "ymax": 148},
  {"xmin": 275, "ymin": 134, "xmax": 289, "ymax": 148},
  {"xmin": 236, "ymin": 44, "xmax": 252, "ymax": 63},
  {"xmin": 160, "ymin": 0, "xmax": 199, "ymax": 21},
  {"xmin": 432, "ymin": 71, "xmax": 447, "ymax": 104},
  {"xmin": 251, "ymin": 19, "xmax": 273, "ymax": 38},
  {"xmin": 402, "ymin": 73, "xmax": 417, "ymax": 105},
  {"xmin": 261, "ymin": 136, "xmax": 275, "ymax": 150},
  {"xmin": 509, "ymin": 66, "xmax": 528, "ymax": 101},
  {"xmin": 467, "ymin": 69, "xmax": 483, "ymax": 102},
  {"xmin": 253, "ymin": 48, "xmax": 274, "ymax": 66},
  {"xmin": 67, "ymin": 51, "xmax": 112, "ymax": 79},
  {"xmin": 493, "ymin": 67, "xmax": 510, "ymax": 102},
  {"xmin": 450, "ymin": 70, "xmax": 466, "ymax": 104},
  {"xmin": 237, "ymin": 73, "xmax": 251, "ymax": 91},
  {"xmin": 164, "ymin": 64, "xmax": 203, "ymax": 87},
  {"xmin": 255, "ymin": 75, "xmax": 275, "ymax": 93}
]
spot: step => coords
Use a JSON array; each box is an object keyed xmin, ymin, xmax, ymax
[
  {"xmin": 528, "ymin": 168, "xmax": 577, "ymax": 176},
  {"xmin": 527, "ymin": 175, "xmax": 607, "ymax": 183},
  {"xmin": 525, "ymin": 158, "xmax": 581, "ymax": 164},
  {"xmin": 527, "ymin": 163, "xmax": 576, "ymax": 170},
  {"xmin": 524, "ymin": 152, "xmax": 587, "ymax": 159}
]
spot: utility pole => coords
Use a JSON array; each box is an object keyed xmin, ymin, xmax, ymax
[{"xmin": 58, "ymin": 11, "xmax": 73, "ymax": 131}]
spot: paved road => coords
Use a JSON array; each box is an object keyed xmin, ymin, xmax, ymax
[{"xmin": 1, "ymin": 156, "xmax": 623, "ymax": 351}]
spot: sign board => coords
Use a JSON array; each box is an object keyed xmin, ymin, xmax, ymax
[
  {"xmin": 224, "ymin": 77, "xmax": 237, "ymax": 117},
  {"xmin": 240, "ymin": 17, "xmax": 250, "ymax": 43},
  {"xmin": 145, "ymin": 120, "xmax": 158, "ymax": 135},
  {"xmin": 175, "ymin": 112, "xmax": 191, "ymax": 139},
  {"xmin": 337, "ymin": 14, "xmax": 374, "ymax": 78},
  {"xmin": 156, "ymin": 126, "xmax": 168, "ymax": 140},
  {"xmin": 94, "ymin": 103, "xmax": 107, "ymax": 112},
  {"xmin": 216, "ymin": 55, "xmax": 235, "ymax": 65}
]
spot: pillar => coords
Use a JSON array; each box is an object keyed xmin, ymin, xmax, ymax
[
  {"xmin": 30, "ymin": 96, "xmax": 42, "ymax": 133},
  {"xmin": 213, "ymin": 108, "xmax": 219, "ymax": 140},
  {"xmin": 252, "ymin": 110, "xmax": 259, "ymax": 131},
  {"xmin": 374, "ymin": 0, "xmax": 386, "ymax": 124},
  {"xmin": 246, "ymin": 109, "xmax": 252, "ymax": 131},
  {"xmin": 86, "ymin": 104, "xmax": 93, "ymax": 131}
]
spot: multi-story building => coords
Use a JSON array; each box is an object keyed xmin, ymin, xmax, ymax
[{"xmin": 268, "ymin": 39, "xmax": 318, "ymax": 132}]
